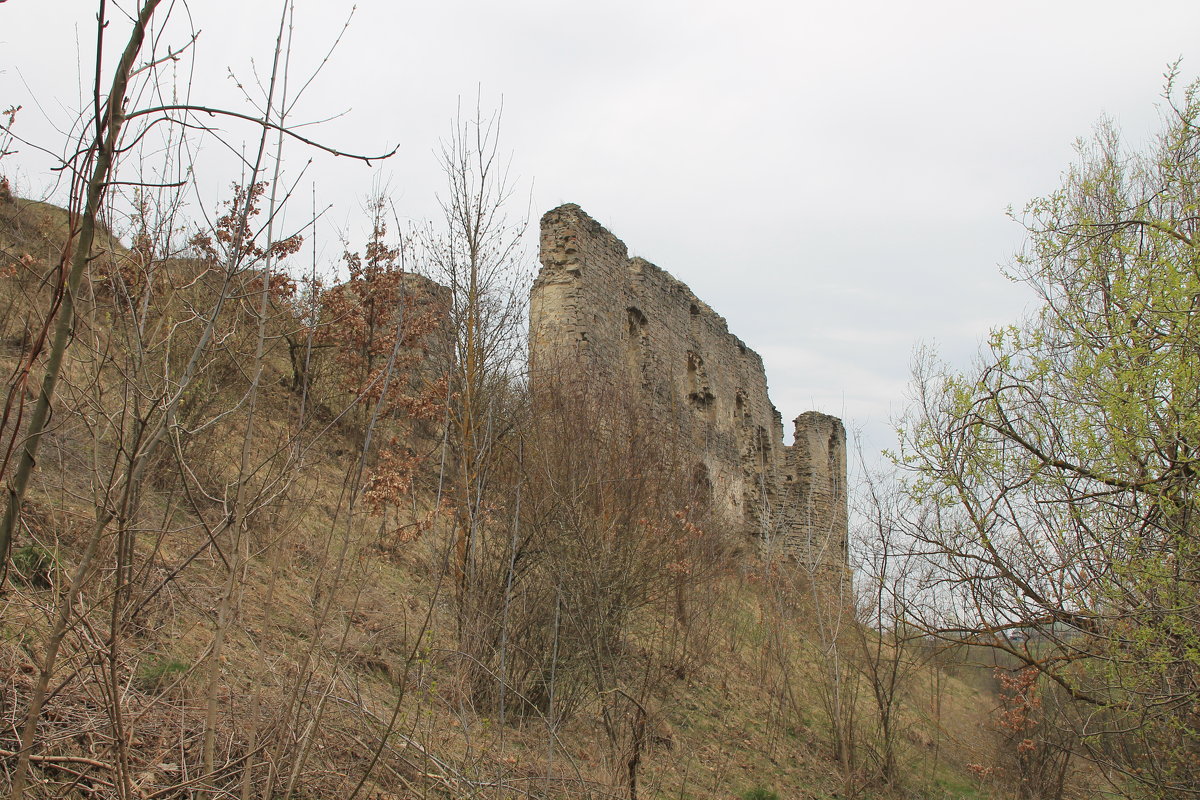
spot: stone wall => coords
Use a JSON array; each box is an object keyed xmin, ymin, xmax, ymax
[{"xmin": 529, "ymin": 204, "xmax": 847, "ymax": 577}]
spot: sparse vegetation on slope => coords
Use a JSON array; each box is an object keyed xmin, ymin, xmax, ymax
[
  {"xmin": 0, "ymin": 197, "xmax": 1003, "ymax": 800},
  {"xmin": 0, "ymin": 5, "xmax": 1116, "ymax": 800}
]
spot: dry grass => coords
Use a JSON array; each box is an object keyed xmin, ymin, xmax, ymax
[{"xmin": 0, "ymin": 196, "xmax": 1006, "ymax": 800}]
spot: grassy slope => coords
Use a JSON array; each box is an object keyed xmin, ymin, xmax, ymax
[{"xmin": 0, "ymin": 195, "xmax": 1003, "ymax": 800}]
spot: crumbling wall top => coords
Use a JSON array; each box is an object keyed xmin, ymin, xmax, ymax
[{"xmin": 530, "ymin": 204, "xmax": 847, "ymax": 576}]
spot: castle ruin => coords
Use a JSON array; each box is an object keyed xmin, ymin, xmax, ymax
[{"xmin": 529, "ymin": 204, "xmax": 847, "ymax": 579}]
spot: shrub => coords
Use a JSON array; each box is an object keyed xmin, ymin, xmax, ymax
[
  {"xmin": 740, "ymin": 787, "xmax": 779, "ymax": 800},
  {"xmin": 10, "ymin": 543, "xmax": 55, "ymax": 588},
  {"xmin": 136, "ymin": 657, "xmax": 189, "ymax": 691}
]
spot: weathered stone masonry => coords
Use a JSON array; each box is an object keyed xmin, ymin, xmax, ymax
[{"xmin": 529, "ymin": 204, "xmax": 847, "ymax": 577}]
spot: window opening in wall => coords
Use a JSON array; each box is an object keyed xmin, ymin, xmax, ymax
[
  {"xmin": 757, "ymin": 426, "xmax": 771, "ymax": 458},
  {"xmin": 625, "ymin": 307, "xmax": 649, "ymax": 383},
  {"xmin": 686, "ymin": 350, "xmax": 714, "ymax": 409},
  {"xmin": 627, "ymin": 306, "xmax": 647, "ymax": 337}
]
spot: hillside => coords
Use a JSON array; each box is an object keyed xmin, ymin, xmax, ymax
[{"xmin": 0, "ymin": 193, "xmax": 1013, "ymax": 800}]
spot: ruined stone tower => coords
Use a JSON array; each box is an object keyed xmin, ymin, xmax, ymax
[{"xmin": 529, "ymin": 204, "xmax": 847, "ymax": 580}]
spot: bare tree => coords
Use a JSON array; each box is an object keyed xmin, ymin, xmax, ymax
[
  {"xmin": 848, "ymin": 456, "xmax": 939, "ymax": 794},
  {"xmin": 415, "ymin": 96, "xmax": 529, "ymax": 693},
  {"xmin": 0, "ymin": 4, "xmax": 398, "ymax": 799}
]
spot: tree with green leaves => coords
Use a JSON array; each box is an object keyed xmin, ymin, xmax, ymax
[{"xmin": 897, "ymin": 69, "xmax": 1200, "ymax": 799}]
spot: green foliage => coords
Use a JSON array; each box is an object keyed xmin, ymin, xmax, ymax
[
  {"xmin": 897, "ymin": 68, "xmax": 1200, "ymax": 798},
  {"xmin": 739, "ymin": 787, "xmax": 779, "ymax": 800},
  {"xmin": 136, "ymin": 656, "xmax": 189, "ymax": 691},
  {"xmin": 10, "ymin": 543, "xmax": 55, "ymax": 588},
  {"xmin": 933, "ymin": 775, "xmax": 988, "ymax": 799}
]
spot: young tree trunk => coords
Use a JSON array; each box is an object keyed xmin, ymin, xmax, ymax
[
  {"xmin": 5, "ymin": 5, "xmax": 163, "ymax": 797},
  {"xmin": 0, "ymin": 0, "xmax": 162, "ymax": 584}
]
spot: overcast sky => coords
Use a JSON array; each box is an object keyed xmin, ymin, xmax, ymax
[{"xmin": 3, "ymin": 0, "xmax": 1199, "ymax": 460}]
